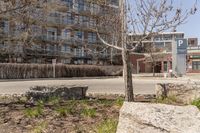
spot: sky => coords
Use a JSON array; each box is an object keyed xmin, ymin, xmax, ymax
[
  {"xmin": 129, "ymin": 0, "xmax": 200, "ymax": 40},
  {"xmin": 176, "ymin": 0, "xmax": 200, "ymax": 39}
]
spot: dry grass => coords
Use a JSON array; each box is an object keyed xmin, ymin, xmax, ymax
[
  {"xmin": 0, "ymin": 63, "xmax": 122, "ymax": 79},
  {"xmin": 0, "ymin": 97, "xmax": 121, "ymax": 133}
]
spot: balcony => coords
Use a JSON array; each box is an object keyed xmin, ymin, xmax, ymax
[
  {"xmin": 0, "ymin": 31, "xmax": 10, "ymax": 38},
  {"xmin": 24, "ymin": 45, "xmax": 72, "ymax": 58},
  {"xmin": 47, "ymin": 16, "xmax": 62, "ymax": 25},
  {"xmin": 73, "ymin": 53, "xmax": 92, "ymax": 59}
]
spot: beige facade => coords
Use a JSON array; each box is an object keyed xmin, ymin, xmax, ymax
[{"xmin": 0, "ymin": 0, "xmax": 120, "ymax": 65}]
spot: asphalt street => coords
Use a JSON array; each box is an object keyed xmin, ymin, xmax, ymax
[{"xmin": 0, "ymin": 77, "xmax": 190, "ymax": 95}]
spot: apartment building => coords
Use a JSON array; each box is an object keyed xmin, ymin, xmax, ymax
[
  {"xmin": 128, "ymin": 32, "xmax": 185, "ymax": 73},
  {"xmin": 0, "ymin": 0, "xmax": 120, "ymax": 65}
]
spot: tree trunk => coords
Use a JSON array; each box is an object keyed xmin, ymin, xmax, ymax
[{"xmin": 122, "ymin": 49, "xmax": 134, "ymax": 102}]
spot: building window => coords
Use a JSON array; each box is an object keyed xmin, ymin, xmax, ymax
[
  {"xmin": 75, "ymin": 30, "xmax": 84, "ymax": 40},
  {"xmin": 62, "ymin": 29, "xmax": 71, "ymax": 39},
  {"xmin": 15, "ymin": 22, "xmax": 25, "ymax": 34},
  {"xmin": 109, "ymin": 0, "xmax": 119, "ymax": 6},
  {"xmin": 74, "ymin": 47, "xmax": 84, "ymax": 57},
  {"xmin": 77, "ymin": 0, "xmax": 84, "ymax": 12},
  {"xmin": 79, "ymin": 15, "xmax": 84, "ymax": 24},
  {"xmin": 46, "ymin": 44, "xmax": 55, "ymax": 53},
  {"xmin": 47, "ymin": 28, "xmax": 57, "ymax": 41},
  {"xmin": 84, "ymin": 1, "xmax": 90, "ymax": 11},
  {"xmin": 88, "ymin": 32, "xmax": 96, "ymax": 43},
  {"xmin": 192, "ymin": 61, "xmax": 200, "ymax": 70},
  {"xmin": 62, "ymin": 0, "xmax": 73, "ymax": 8},
  {"xmin": 48, "ymin": 12, "xmax": 61, "ymax": 24},
  {"xmin": 163, "ymin": 61, "xmax": 168, "ymax": 72},
  {"xmin": 0, "ymin": 21, "xmax": 9, "ymax": 33},
  {"xmin": 91, "ymin": 3, "xmax": 100, "ymax": 14},
  {"xmin": 31, "ymin": 25, "xmax": 42, "ymax": 35},
  {"xmin": 63, "ymin": 13, "xmax": 74, "ymax": 24},
  {"xmin": 89, "ymin": 18, "xmax": 96, "ymax": 28},
  {"xmin": 175, "ymin": 34, "xmax": 184, "ymax": 39},
  {"xmin": 83, "ymin": 16, "xmax": 89, "ymax": 26},
  {"xmin": 61, "ymin": 44, "xmax": 71, "ymax": 53},
  {"xmin": 0, "ymin": 41, "xmax": 5, "ymax": 47},
  {"xmin": 154, "ymin": 42, "xmax": 164, "ymax": 48},
  {"xmin": 62, "ymin": 59, "xmax": 71, "ymax": 64}
]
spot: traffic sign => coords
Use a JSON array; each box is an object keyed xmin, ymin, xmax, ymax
[{"xmin": 176, "ymin": 39, "xmax": 187, "ymax": 54}]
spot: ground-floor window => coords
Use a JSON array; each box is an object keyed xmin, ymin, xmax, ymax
[
  {"xmin": 192, "ymin": 61, "xmax": 200, "ymax": 70},
  {"xmin": 61, "ymin": 59, "xmax": 71, "ymax": 64},
  {"xmin": 163, "ymin": 61, "xmax": 168, "ymax": 72}
]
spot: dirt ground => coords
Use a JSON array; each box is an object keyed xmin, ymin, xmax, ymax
[{"xmin": 0, "ymin": 96, "xmax": 122, "ymax": 133}]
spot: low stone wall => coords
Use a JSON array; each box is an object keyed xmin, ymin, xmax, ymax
[
  {"xmin": 155, "ymin": 83, "xmax": 200, "ymax": 104},
  {"xmin": 117, "ymin": 102, "xmax": 200, "ymax": 133},
  {"xmin": 26, "ymin": 85, "xmax": 88, "ymax": 101}
]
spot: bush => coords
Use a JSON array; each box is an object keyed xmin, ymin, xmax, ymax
[
  {"xmin": 0, "ymin": 63, "xmax": 122, "ymax": 79},
  {"xmin": 191, "ymin": 99, "xmax": 200, "ymax": 109}
]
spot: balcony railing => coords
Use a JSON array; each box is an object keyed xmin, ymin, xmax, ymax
[
  {"xmin": 24, "ymin": 46, "xmax": 72, "ymax": 57},
  {"xmin": 188, "ymin": 46, "xmax": 200, "ymax": 50},
  {"xmin": 47, "ymin": 17, "xmax": 97, "ymax": 30},
  {"xmin": 32, "ymin": 33, "xmax": 102, "ymax": 46}
]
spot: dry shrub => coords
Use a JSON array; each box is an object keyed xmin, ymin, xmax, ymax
[{"xmin": 0, "ymin": 63, "xmax": 122, "ymax": 79}]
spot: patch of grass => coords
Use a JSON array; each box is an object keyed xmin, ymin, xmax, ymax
[
  {"xmin": 96, "ymin": 119, "xmax": 118, "ymax": 133},
  {"xmin": 24, "ymin": 100, "xmax": 44, "ymax": 118},
  {"xmin": 155, "ymin": 95, "xmax": 177, "ymax": 104},
  {"xmin": 31, "ymin": 121, "xmax": 47, "ymax": 133},
  {"xmin": 24, "ymin": 107, "xmax": 43, "ymax": 118},
  {"xmin": 81, "ymin": 108, "xmax": 96, "ymax": 118},
  {"xmin": 47, "ymin": 96, "xmax": 60, "ymax": 105},
  {"xmin": 115, "ymin": 97, "xmax": 124, "ymax": 107},
  {"xmin": 56, "ymin": 106, "xmax": 74, "ymax": 117},
  {"xmin": 68, "ymin": 99, "xmax": 77, "ymax": 106},
  {"xmin": 191, "ymin": 98, "xmax": 200, "ymax": 109},
  {"xmin": 97, "ymin": 99, "xmax": 113, "ymax": 107},
  {"xmin": 78, "ymin": 99, "xmax": 90, "ymax": 106}
]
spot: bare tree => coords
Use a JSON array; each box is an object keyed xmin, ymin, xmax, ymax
[
  {"xmin": 0, "ymin": 0, "xmax": 69, "ymax": 62},
  {"xmin": 144, "ymin": 43, "xmax": 164, "ymax": 76},
  {"xmin": 94, "ymin": 0, "xmax": 197, "ymax": 101},
  {"xmin": 0, "ymin": 0, "xmax": 46, "ymax": 62}
]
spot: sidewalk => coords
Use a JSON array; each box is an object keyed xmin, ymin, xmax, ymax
[
  {"xmin": 133, "ymin": 73, "xmax": 179, "ymax": 80},
  {"xmin": 133, "ymin": 73, "xmax": 200, "ymax": 83},
  {"xmin": 185, "ymin": 73, "xmax": 200, "ymax": 80}
]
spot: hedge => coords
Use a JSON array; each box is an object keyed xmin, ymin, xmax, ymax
[{"xmin": 0, "ymin": 63, "xmax": 122, "ymax": 79}]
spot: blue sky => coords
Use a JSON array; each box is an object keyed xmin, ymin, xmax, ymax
[
  {"xmin": 176, "ymin": 0, "xmax": 200, "ymax": 39},
  {"xmin": 128, "ymin": 0, "xmax": 200, "ymax": 39}
]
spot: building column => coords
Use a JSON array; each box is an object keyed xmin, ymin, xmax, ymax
[{"xmin": 161, "ymin": 61, "xmax": 164, "ymax": 73}]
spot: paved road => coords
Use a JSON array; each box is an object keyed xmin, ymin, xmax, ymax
[{"xmin": 0, "ymin": 77, "xmax": 190, "ymax": 95}]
